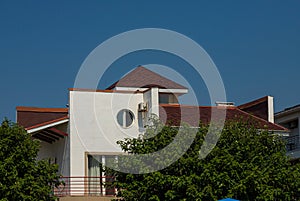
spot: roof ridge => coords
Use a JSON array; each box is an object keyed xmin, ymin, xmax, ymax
[{"xmin": 238, "ymin": 96, "xmax": 269, "ymax": 109}]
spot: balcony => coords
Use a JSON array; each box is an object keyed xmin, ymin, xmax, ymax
[
  {"xmin": 284, "ymin": 135, "xmax": 300, "ymax": 152},
  {"xmin": 54, "ymin": 176, "xmax": 116, "ymax": 197}
]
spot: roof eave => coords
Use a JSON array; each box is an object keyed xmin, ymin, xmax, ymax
[
  {"xmin": 275, "ymin": 107, "xmax": 300, "ymax": 118},
  {"xmin": 26, "ymin": 118, "xmax": 69, "ymax": 134},
  {"xmin": 158, "ymin": 88, "xmax": 188, "ymax": 94}
]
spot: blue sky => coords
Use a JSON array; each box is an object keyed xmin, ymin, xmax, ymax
[{"xmin": 0, "ymin": 1, "xmax": 300, "ymax": 121}]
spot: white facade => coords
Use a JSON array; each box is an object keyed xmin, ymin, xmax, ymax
[
  {"xmin": 35, "ymin": 123, "xmax": 70, "ymax": 176},
  {"xmin": 275, "ymin": 105, "xmax": 300, "ymax": 159},
  {"xmin": 18, "ymin": 73, "xmax": 187, "ymax": 196},
  {"xmin": 64, "ymin": 87, "xmax": 185, "ymax": 195},
  {"xmin": 69, "ymin": 88, "xmax": 163, "ymax": 178},
  {"xmin": 38, "ymin": 136, "xmax": 69, "ymax": 175}
]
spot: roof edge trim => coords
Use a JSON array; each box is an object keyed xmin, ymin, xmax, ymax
[
  {"xmin": 69, "ymin": 88, "xmax": 144, "ymax": 94},
  {"xmin": 16, "ymin": 106, "xmax": 68, "ymax": 113},
  {"xmin": 26, "ymin": 116, "xmax": 69, "ymax": 133},
  {"xmin": 238, "ymin": 96, "xmax": 269, "ymax": 109}
]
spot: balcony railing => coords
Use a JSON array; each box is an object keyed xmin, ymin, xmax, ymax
[
  {"xmin": 284, "ymin": 135, "xmax": 300, "ymax": 152},
  {"xmin": 54, "ymin": 176, "xmax": 116, "ymax": 197}
]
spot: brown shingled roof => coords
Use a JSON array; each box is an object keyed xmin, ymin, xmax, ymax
[
  {"xmin": 16, "ymin": 107, "xmax": 69, "ymax": 143},
  {"xmin": 159, "ymin": 104, "xmax": 288, "ymax": 131},
  {"xmin": 106, "ymin": 66, "xmax": 187, "ymax": 90},
  {"xmin": 16, "ymin": 106, "xmax": 68, "ymax": 129},
  {"xmin": 238, "ymin": 96, "xmax": 270, "ymax": 121}
]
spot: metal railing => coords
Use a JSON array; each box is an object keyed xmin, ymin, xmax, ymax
[
  {"xmin": 54, "ymin": 176, "xmax": 116, "ymax": 197},
  {"xmin": 284, "ymin": 135, "xmax": 300, "ymax": 152}
]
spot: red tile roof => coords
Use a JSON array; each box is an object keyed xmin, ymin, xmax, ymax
[
  {"xmin": 16, "ymin": 106, "xmax": 68, "ymax": 129},
  {"xmin": 106, "ymin": 66, "xmax": 187, "ymax": 90},
  {"xmin": 159, "ymin": 104, "xmax": 288, "ymax": 131}
]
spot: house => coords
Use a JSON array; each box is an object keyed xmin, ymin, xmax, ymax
[
  {"xmin": 275, "ymin": 104, "xmax": 300, "ymax": 159},
  {"xmin": 16, "ymin": 66, "xmax": 288, "ymax": 197}
]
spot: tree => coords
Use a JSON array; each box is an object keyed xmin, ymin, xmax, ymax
[
  {"xmin": 109, "ymin": 120, "xmax": 300, "ymax": 201},
  {"xmin": 0, "ymin": 119, "xmax": 61, "ymax": 201}
]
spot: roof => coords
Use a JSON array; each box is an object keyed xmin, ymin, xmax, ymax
[
  {"xmin": 238, "ymin": 96, "xmax": 269, "ymax": 109},
  {"xmin": 275, "ymin": 104, "xmax": 300, "ymax": 117},
  {"xmin": 16, "ymin": 106, "xmax": 69, "ymax": 143},
  {"xmin": 69, "ymin": 88, "xmax": 144, "ymax": 94},
  {"xmin": 238, "ymin": 96, "xmax": 270, "ymax": 121},
  {"xmin": 16, "ymin": 106, "xmax": 68, "ymax": 129},
  {"xmin": 160, "ymin": 104, "xmax": 288, "ymax": 131},
  {"xmin": 106, "ymin": 66, "xmax": 187, "ymax": 90}
]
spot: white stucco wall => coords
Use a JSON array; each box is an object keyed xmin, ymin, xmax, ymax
[
  {"xmin": 143, "ymin": 88, "xmax": 159, "ymax": 119},
  {"xmin": 275, "ymin": 110, "xmax": 300, "ymax": 159},
  {"xmin": 69, "ymin": 90, "xmax": 147, "ymax": 177},
  {"xmin": 275, "ymin": 112, "xmax": 300, "ymax": 136},
  {"xmin": 37, "ymin": 122, "xmax": 69, "ymax": 176}
]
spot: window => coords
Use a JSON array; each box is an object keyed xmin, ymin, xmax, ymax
[
  {"xmin": 288, "ymin": 119, "xmax": 298, "ymax": 129},
  {"xmin": 87, "ymin": 155, "xmax": 117, "ymax": 196},
  {"xmin": 117, "ymin": 109, "xmax": 134, "ymax": 128},
  {"xmin": 159, "ymin": 93, "xmax": 178, "ymax": 104},
  {"xmin": 159, "ymin": 94, "xmax": 169, "ymax": 104}
]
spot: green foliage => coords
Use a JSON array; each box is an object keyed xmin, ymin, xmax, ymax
[
  {"xmin": 0, "ymin": 119, "xmax": 61, "ymax": 201},
  {"xmin": 110, "ymin": 120, "xmax": 300, "ymax": 201}
]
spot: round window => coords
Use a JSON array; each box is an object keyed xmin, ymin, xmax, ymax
[{"xmin": 117, "ymin": 109, "xmax": 135, "ymax": 128}]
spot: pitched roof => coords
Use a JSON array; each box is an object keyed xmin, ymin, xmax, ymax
[
  {"xmin": 16, "ymin": 106, "xmax": 68, "ymax": 129},
  {"xmin": 275, "ymin": 104, "xmax": 300, "ymax": 117},
  {"xmin": 238, "ymin": 96, "xmax": 270, "ymax": 121},
  {"xmin": 106, "ymin": 66, "xmax": 187, "ymax": 90},
  {"xmin": 159, "ymin": 104, "xmax": 288, "ymax": 131},
  {"xmin": 16, "ymin": 106, "xmax": 69, "ymax": 143}
]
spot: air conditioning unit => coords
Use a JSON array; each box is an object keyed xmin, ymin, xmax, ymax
[{"xmin": 138, "ymin": 102, "xmax": 148, "ymax": 112}]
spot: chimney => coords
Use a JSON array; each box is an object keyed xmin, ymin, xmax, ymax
[
  {"xmin": 216, "ymin": 102, "xmax": 235, "ymax": 107},
  {"xmin": 267, "ymin": 96, "xmax": 274, "ymax": 123}
]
